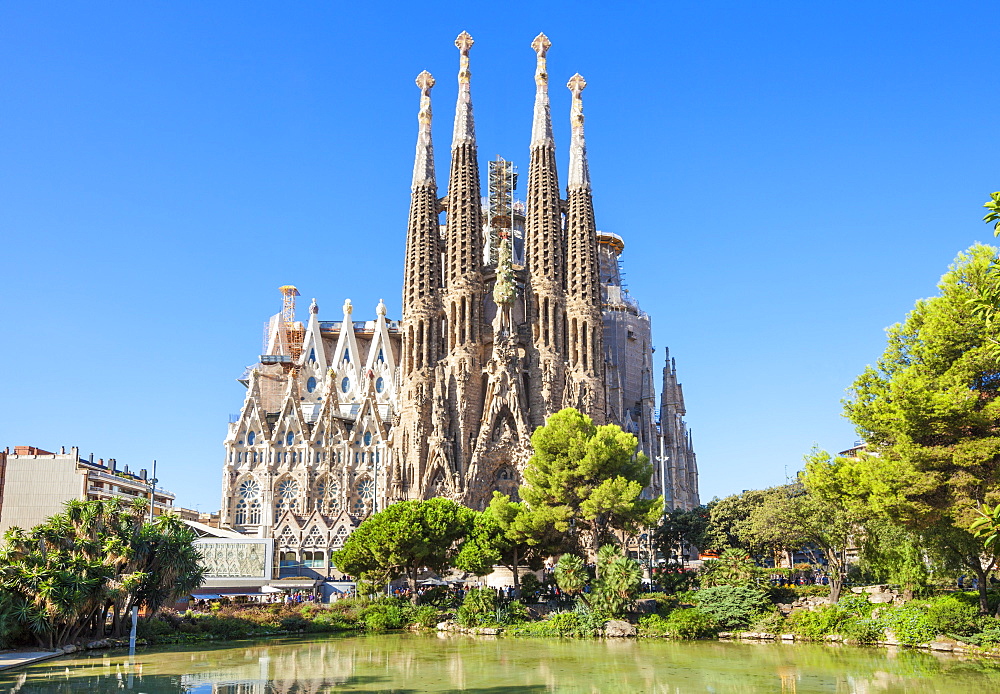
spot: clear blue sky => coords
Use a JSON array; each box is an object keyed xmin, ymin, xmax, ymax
[{"xmin": 2, "ymin": 2, "xmax": 997, "ymax": 512}]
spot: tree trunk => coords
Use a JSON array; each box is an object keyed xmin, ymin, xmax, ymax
[
  {"xmin": 408, "ymin": 565, "xmax": 419, "ymax": 605},
  {"xmin": 511, "ymin": 547, "xmax": 521, "ymax": 596},
  {"xmin": 970, "ymin": 562, "xmax": 990, "ymax": 615}
]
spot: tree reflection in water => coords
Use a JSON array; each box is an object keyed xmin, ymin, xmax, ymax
[{"xmin": 2, "ymin": 634, "xmax": 1000, "ymax": 693}]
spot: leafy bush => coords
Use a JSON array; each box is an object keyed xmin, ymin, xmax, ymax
[
  {"xmin": 409, "ymin": 605, "xmax": 440, "ymax": 629},
  {"xmin": 837, "ymin": 593, "xmax": 875, "ymax": 618},
  {"xmin": 787, "ymin": 605, "xmax": 848, "ymax": 639},
  {"xmin": 695, "ymin": 585, "xmax": 772, "ymax": 630},
  {"xmin": 279, "ymin": 615, "xmax": 310, "ymax": 631},
  {"xmin": 456, "ymin": 587, "xmax": 499, "ymax": 628},
  {"xmin": 925, "ymin": 594, "xmax": 978, "ymax": 636},
  {"xmin": 637, "ymin": 614, "xmax": 672, "ymax": 637},
  {"xmin": 503, "ymin": 600, "xmax": 530, "ymax": 624},
  {"xmin": 746, "ymin": 610, "xmax": 786, "ymax": 635},
  {"xmin": 663, "ymin": 608, "xmax": 717, "ymax": 639},
  {"xmin": 954, "ymin": 625, "xmax": 1000, "ymax": 648},
  {"xmin": 507, "ymin": 610, "xmax": 604, "ymax": 638},
  {"xmin": 881, "ymin": 603, "xmax": 935, "ymax": 646},
  {"xmin": 698, "ymin": 549, "xmax": 760, "ymax": 587},
  {"xmin": 589, "ymin": 549, "xmax": 643, "ymax": 618},
  {"xmin": 360, "ymin": 599, "xmax": 410, "ymax": 631},
  {"xmin": 839, "ymin": 617, "xmax": 884, "ymax": 644},
  {"xmin": 520, "ymin": 573, "xmax": 542, "ymax": 600}
]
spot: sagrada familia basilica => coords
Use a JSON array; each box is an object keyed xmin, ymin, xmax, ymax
[{"xmin": 219, "ymin": 33, "xmax": 699, "ymax": 567}]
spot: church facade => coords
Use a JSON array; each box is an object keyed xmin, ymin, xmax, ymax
[{"xmin": 219, "ymin": 33, "xmax": 699, "ymax": 572}]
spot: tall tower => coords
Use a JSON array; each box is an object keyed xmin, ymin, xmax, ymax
[
  {"xmin": 563, "ymin": 74, "xmax": 606, "ymax": 421},
  {"xmin": 433, "ymin": 31, "xmax": 486, "ymax": 495},
  {"xmin": 397, "ymin": 70, "xmax": 443, "ymax": 502},
  {"xmin": 524, "ymin": 33, "xmax": 566, "ymax": 426}
]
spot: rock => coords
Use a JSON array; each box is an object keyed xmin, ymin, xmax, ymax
[
  {"xmin": 635, "ymin": 599, "xmax": 658, "ymax": 614},
  {"xmin": 717, "ymin": 631, "xmax": 733, "ymax": 639},
  {"xmin": 930, "ymin": 637, "xmax": 957, "ymax": 652},
  {"xmin": 824, "ymin": 634, "xmax": 842, "ymax": 642},
  {"xmin": 780, "ymin": 633, "xmax": 795, "ymax": 641},
  {"xmin": 436, "ymin": 622, "xmax": 450, "ymax": 630},
  {"xmin": 604, "ymin": 620, "xmax": 637, "ymax": 637},
  {"xmin": 479, "ymin": 628, "xmax": 500, "ymax": 635},
  {"xmin": 62, "ymin": 645, "xmax": 77, "ymax": 653},
  {"xmin": 869, "ymin": 592, "xmax": 895, "ymax": 604}
]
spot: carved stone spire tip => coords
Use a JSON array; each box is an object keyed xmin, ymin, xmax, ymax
[
  {"xmin": 455, "ymin": 31, "xmax": 474, "ymax": 52},
  {"xmin": 416, "ymin": 70, "xmax": 435, "ymax": 91},
  {"xmin": 531, "ymin": 33, "xmax": 551, "ymax": 56},
  {"xmin": 568, "ymin": 73, "xmax": 587, "ymax": 93}
]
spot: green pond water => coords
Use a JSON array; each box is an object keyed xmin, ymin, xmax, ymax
[{"xmin": 4, "ymin": 633, "xmax": 1000, "ymax": 693}]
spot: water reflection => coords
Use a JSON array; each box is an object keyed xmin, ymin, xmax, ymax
[{"xmin": 2, "ymin": 634, "xmax": 1000, "ymax": 693}]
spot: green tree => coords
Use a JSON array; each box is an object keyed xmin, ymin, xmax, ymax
[
  {"xmin": 855, "ymin": 518, "xmax": 929, "ymax": 600},
  {"xmin": 699, "ymin": 548, "xmax": 760, "ymax": 587},
  {"xmin": 330, "ymin": 498, "xmax": 473, "ymax": 604},
  {"xmin": 744, "ymin": 459, "xmax": 858, "ymax": 603},
  {"xmin": 454, "ymin": 492, "xmax": 558, "ymax": 593},
  {"xmin": 589, "ymin": 545, "xmax": 643, "ymax": 618},
  {"xmin": 702, "ymin": 490, "xmax": 770, "ymax": 556},
  {"xmin": 984, "ymin": 192, "xmax": 1000, "ymax": 234},
  {"xmin": 554, "ymin": 553, "xmax": 587, "ymax": 596},
  {"xmin": 844, "ymin": 244, "xmax": 1000, "ymax": 613},
  {"xmin": 653, "ymin": 505, "xmax": 711, "ymax": 567},
  {"xmin": 0, "ymin": 498, "xmax": 204, "ymax": 648},
  {"xmin": 519, "ymin": 408, "xmax": 662, "ymax": 561}
]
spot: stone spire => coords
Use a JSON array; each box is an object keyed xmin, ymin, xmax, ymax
[
  {"xmin": 563, "ymin": 73, "xmax": 604, "ymax": 421},
  {"xmin": 398, "ymin": 69, "xmax": 446, "ymax": 503},
  {"xmin": 524, "ymin": 33, "xmax": 565, "ymax": 423},
  {"xmin": 412, "ymin": 71, "xmax": 436, "ymax": 187},
  {"xmin": 402, "ymin": 71, "xmax": 442, "ymax": 324},
  {"xmin": 530, "ymin": 33, "xmax": 553, "ymax": 147},
  {"xmin": 444, "ymin": 30, "xmax": 484, "ymax": 344},
  {"xmin": 438, "ymin": 30, "xmax": 486, "ymax": 490},
  {"xmin": 567, "ymin": 73, "xmax": 590, "ymax": 190},
  {"xmin": 452, "ymin": 31, "xmax": 476, "ymax": 147}
]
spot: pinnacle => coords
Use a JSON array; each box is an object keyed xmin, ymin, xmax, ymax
[
  {"xmin": 416, "ymin": 71, "xmax": 435, "ymax": 91},
  {"xmin": 531, "ymin": 33, "xmax": 551, "ymax": 56},
  {"xmin": 567, "ymin": 73, "xmax": 587, "ymax": 94},
  {"xmin": 455, "ymin": 31, "xmax": 474, "ymax": 52}
]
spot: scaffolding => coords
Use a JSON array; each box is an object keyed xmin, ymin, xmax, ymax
[
  {"xmin": 485, "ymin": 157, "xmax": 522, "ymax": 267},
  {"xmin": 279, "ymin": 285, "xmax": 304, "ymax": 362}
]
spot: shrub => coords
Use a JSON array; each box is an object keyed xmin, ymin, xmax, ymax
[
  {"xmin": 925, "ymin": 595, "xmax": 978, "ymax": 636},
  {"xmin": 520, "ymin": 573, "xmax": 542, "ymax": 600},
  {"xmin": 507, "ymin": 610, "xmax": 603, "ymax": 638},
  {"xmin": 456, "ymin": 587, "xmax": 499, "ymax": 628},
  {"xmin": 590, "ymin": 551, "xmax": 643, "ymax": 618},
  {"xmin": 503, "ymin": 600, "xmax": 530, "ymax": 624},
  {"xmin": 663, "ymin": 608, "xmax": 717, "ymax": 639},
  {"xmin": 746, "ymin": 610, "xmax": 786, "ymax": 635},
  {"xmin": 637, "ymin": 614, "xmax": 671, "ymax": 637},
  {"xmin": 360, "ymin": 599, "xmax": 409, "ymax": 631},
  {"xmin": 881, "ymin": 603, "xmax": 935, "ymax": 646},
  {"xmin": 839, "ymin": 617, "xmax": 884, "ymax": 644},
  {"xmin": 280, "ymin": 615, "xmax": 310, "ymax": 632},
  {"xmin": 409, "ymin": 605, "xmax": 439, "ymax": 629},
  {"xmin": 787, "ymin": 605, "xmax": 847, "ymax": 639},
  {"xmin": 695, "ymin": 585, "xmax": 772, "ymax": 630}
]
